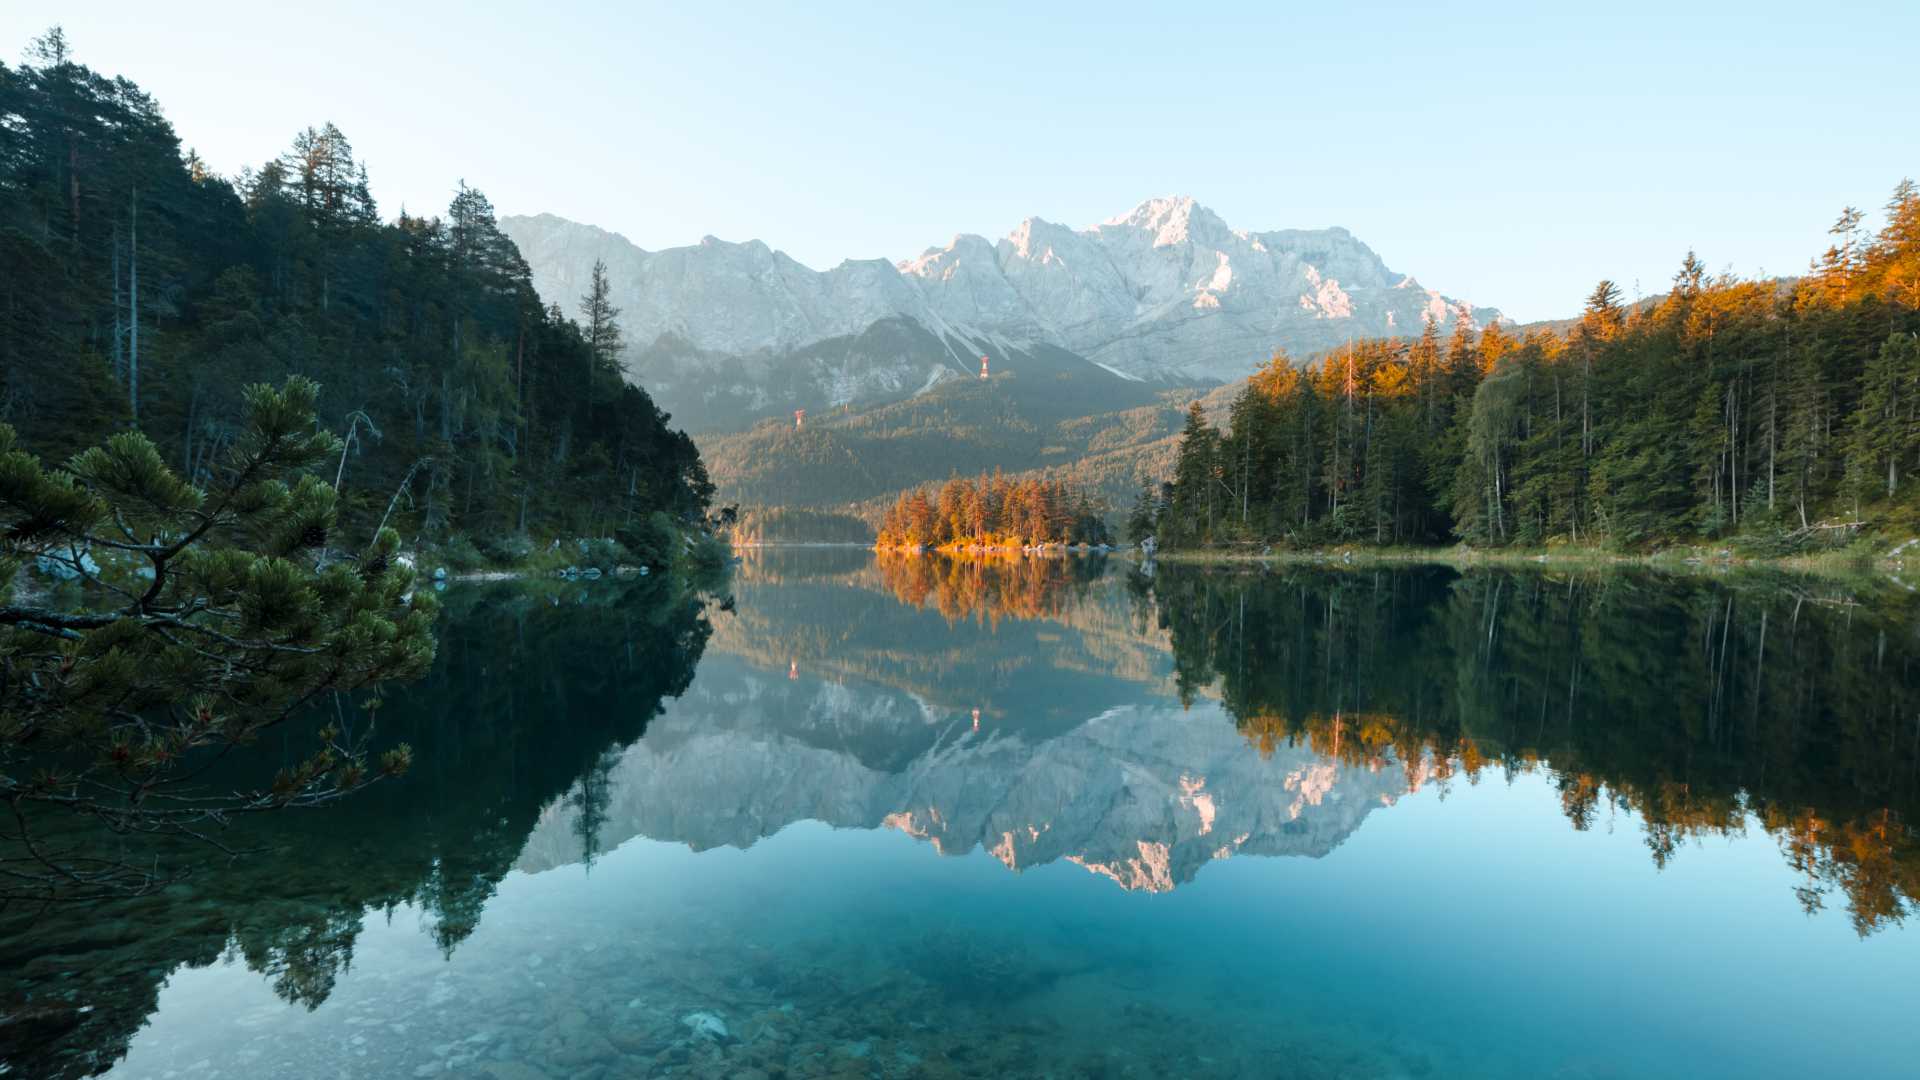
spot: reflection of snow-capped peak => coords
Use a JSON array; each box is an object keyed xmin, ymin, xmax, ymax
[{"xmin": 516, "ymin": 669, "xmax": 1413, "ymax": 893}]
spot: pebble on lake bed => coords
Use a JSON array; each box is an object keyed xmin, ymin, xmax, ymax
[{"xmin": 682, "ymin": 1010, "xmax": 730, "ymax": 1042}]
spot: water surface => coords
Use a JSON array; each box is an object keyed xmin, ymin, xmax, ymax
[{"xmin": 6, "ymin": 551, "xmax": 1918, "ymax": 1079}]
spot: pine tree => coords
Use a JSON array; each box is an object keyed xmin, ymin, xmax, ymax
[
  {"xmin": 0, "ymin": 377, "xmax": 436, "ymax": 901},
  {"xmin": 1125, "ymin": 482, "xmax": 1157, "ymax": 543},
  {"xmin": 578, "ymin": 258, "xmax": 625, "ymax": 394},
  {"xmin": 1168, "ymin": 402, "xmax": 1222, "ymax": 546},
  {"xmin": 1845, "ymin": 333, "xmax": 1920, "ymax": 503},
  {"xmin": 1674, "ymin": 250, "xmax": 1706, "ymax": 299}
]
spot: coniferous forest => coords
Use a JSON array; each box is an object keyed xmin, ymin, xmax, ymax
[
  {"xmin": 0, "ymin": 32, "xmax": 715, "ymax": 561},
  {"xmin": 1140, "ymin": 191, "xmax": 1920, "ymax": 553}
]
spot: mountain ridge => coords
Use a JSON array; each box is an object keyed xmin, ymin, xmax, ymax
[{"xmin": 501, "ymin": 197, "xmax": 1498, "ymax": 432}]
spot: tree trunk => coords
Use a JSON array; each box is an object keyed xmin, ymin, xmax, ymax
[
  {"xmin": 67, "ymin": 141, "xmax": 80, "ymax": 243},
  {"xmin": 182, "ymin": 385, "xmax": 198, "ymax": 476},
  {"xmin": 111, "ymin": 221, "xmax": 124, "ymax": 382},
  {"xmin": 513, "ymin": 325, "xmax": 525, "ymax": 462},
  {"xmin": 129, "ymin": 187, "xmax": 140, "ymax": 425}
]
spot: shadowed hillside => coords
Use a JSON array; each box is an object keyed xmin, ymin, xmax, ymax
[
  {"xmin": 700, "ymin": 368, "xmax": 1259, "ymax": 527},
  {"xmin": 699, "ymin": 361, "xmax": 1184, "ymax": 514}
]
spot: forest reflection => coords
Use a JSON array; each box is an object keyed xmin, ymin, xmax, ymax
[
  {"xmin": 871, "ymin": 549, "xmax": 1110, "ymax": 625},
  {"xmin": 1137, "ymin": 564, "xmax": 1920, "ymax": 936},
  {"xmin": 0, "ymin": 578, "xmax": 718, "ymax": 1080}
]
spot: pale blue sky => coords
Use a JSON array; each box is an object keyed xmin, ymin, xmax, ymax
[{"xmin": 6, "ymin": 1, "xmax": 1916, "ymax": 320}]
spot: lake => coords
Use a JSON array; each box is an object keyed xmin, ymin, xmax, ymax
[{"xmin": 4, "ymin": 549, "xmax": 1917, "ymax": 1079}]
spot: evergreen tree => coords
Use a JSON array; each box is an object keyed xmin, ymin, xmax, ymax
[
  {"xmin": 1846, "ymin": 333, "xmax": 1920, "ymax": 503},
  {"xmin": 579, "ymin": 258, "xmax": 625, "ymax": 387},
  {"xmin": 1167, "ymin": 402, "xmax": 1222, "ymax": 546},
  {"xmin": 1, "ymin": 378, "xmax": 434, "ymax": 901}
]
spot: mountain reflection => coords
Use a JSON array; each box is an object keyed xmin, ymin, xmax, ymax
[
  {"xmin": 6, "ymin": 554, "xmax": 1919, "ymax": 1079},
  {"xmin": 547, "ymin": 558, "xmax": 1919, "ymax": 936},
  {"xmin": 515, "ymin": 652, "xmax": 1403, "ymax": 893}
]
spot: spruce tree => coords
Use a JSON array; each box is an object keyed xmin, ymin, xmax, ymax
[
  {"xmin": 1125, "ymin": 483, "xmax": 1157, "ymax": 544},
  {"xmin": 579, "ymin": 258, "xmax": 626, "ymax": 389},
  {"xmin": 1845, "ymin": 333, "xmax": 1920, "ymax": 503}
]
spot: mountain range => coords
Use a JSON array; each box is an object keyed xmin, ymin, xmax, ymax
[{"xmin": 501, "ymin": 198, "xmax": 1496, "ymax": 434}]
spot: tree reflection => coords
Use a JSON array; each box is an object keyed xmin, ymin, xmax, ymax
[
  {"xmin": 1143, "ymin": 565, "xmax": 1920, "ymax": 936},
  {"xmin": 0, "ymin": 576, "xmax": 717, "ymax": 1079},
  {"xmin": 873, "ymin": 550, "xmax": 1108, "ymax": 626}
]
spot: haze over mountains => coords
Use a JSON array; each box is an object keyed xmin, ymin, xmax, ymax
[{"xmin": 502, "ymin": 198, "xmax": 1497, "ymax": 434}]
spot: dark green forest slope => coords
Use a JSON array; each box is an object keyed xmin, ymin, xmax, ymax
[
  {"xmin": 0, "ymin": 30, "xmax": 714, "ymax": 559},
  {"xmin": 699, "ymin": 361, "xmax": 1172, "ymax": 515}
]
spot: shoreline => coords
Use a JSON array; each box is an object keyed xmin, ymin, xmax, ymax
[
  {"xmin": 1135, "ymin": 542, "xmax": 1918, "ymax": 582},
  {"xmin": 844, "ymin": 538, "xmax": 1919, "ymax": 584},
  {"xmin": 871, "ymin": 543, "xmax": 1120, "ymax": 556},
  {"xmin": 533, "ymin": 536, "xmax": 1918, "ymax": 587}
]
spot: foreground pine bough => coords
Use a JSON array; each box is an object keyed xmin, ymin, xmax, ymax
[{"xmin": 0, "ymin": 377, "xmax": 436, "ymax": 903}]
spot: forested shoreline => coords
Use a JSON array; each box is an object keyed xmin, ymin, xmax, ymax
[
  {"xmin": 1138, "ymin": 186, "xmax": 1920, "ymax": 556},
  {"xmin": 876, "ymin": 473, "xmax": 1113, "ymax": 549},
  {"xmin": 0, "ymin": 30, "xmax": 717, "ymax": 569}
]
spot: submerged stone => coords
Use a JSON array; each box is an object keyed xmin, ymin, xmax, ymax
[{"xmin": 682, "ymin": 1011, "xmax": 730, "ymax": 1042}]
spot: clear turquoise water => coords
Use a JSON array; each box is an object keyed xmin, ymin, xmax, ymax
[{"xmin": 9, "ymin": 551, "xmax": 1919, "ymax": 1079}]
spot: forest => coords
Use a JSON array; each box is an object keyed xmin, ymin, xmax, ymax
[
  {"xmin": 1139, "ymin": 186, "xmax": 1920, "ymax": 553},
  {"xmin": 876, "ymin": 473, "xmax": 1113, "ymax": 549},
  {"xmin": 0, "ymin": 30, "xmax": 715, "ymax": 564}
]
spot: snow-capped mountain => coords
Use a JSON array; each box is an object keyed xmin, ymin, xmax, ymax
[
  {"xmin": 501, "ymin": 199, "xmax": 1496, "ymax": 431},
  {"xmin": 898, "ymin": 196, "xmax": 1492, "ymax": 382}
]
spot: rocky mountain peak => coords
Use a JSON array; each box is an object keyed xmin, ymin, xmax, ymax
[
  {"xmin": 1099, "ymin": 194, "xmax": 1225, "ymax": 247},
  {"xmin": 500, "ymin": 200, "xmax": 1499, "ymax": 427}
]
